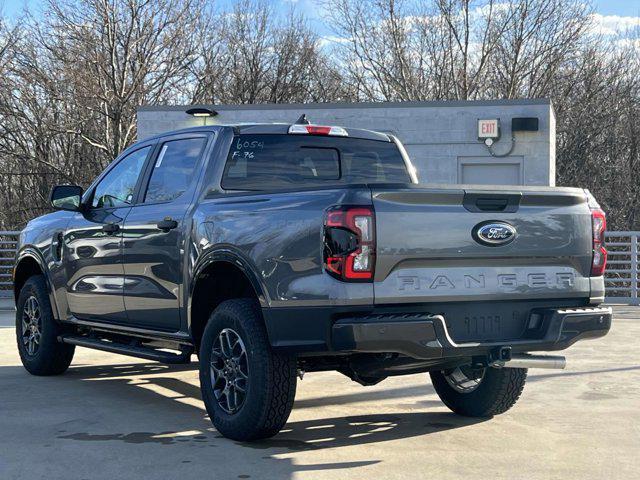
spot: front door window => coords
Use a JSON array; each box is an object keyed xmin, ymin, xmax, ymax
[{"xmin": 92, "ymin": 146, "xmax": 151, "ymax": 208}]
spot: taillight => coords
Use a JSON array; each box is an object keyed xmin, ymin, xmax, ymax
[
  {"xmin": 591, "ymin": 208, "xmax": 607, "ymax": 276},
  {"xmin": 323, "ymin": 206, "xmax": 375, "ymax": 281},
  {"xmin": 288, "ymin": 124, "xmax": 349, "ymax": 136}
]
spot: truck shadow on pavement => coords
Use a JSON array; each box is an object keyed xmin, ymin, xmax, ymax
[
  {"xmin": 243, "ymin": 412, "xmax": 482, "ymax": 452},
  {"xmin": 58, "ymin": 362, "xmax": 484, "ymax": 450},
  {"xmin": 3, "ymin": 361, "xmax": 485, "ymax": 450}
]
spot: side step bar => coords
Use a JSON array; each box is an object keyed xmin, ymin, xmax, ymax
[{"xmin": 58, "ymin": 335, "xmax": 192, "ymax": 364}]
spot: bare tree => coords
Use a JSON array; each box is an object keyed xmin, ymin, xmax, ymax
[
  {"xmin": 324, "ymin": 0, "xmax": 519, "ymax": 100},
  {"xmin": 0, "ymin": 0, "xmax": 208, "ymax": 228},
  {"xmin": 487, "ymin": 0, "xmax": 592, "ymax": 98},
  {"xmin": 38, "ymin": 0, "xmax": 207, "ymax": 160},
  {"xmin": 324, "ymin": 0, "xmax": 431, "ymax": 101},
  {"xmin": 554, "ymin": 42, "xmax": 640, "ymax": 230},
  {"xmin": 192, "ymin": 0, "xmax": 347, "ymax": 105}
]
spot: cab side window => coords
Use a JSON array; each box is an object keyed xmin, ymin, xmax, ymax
[
  {"xmin": 144, "ymin": 138, "xmax": 206, "ymax": 203},
  {"xmin": 91, "ymin": 146, "xmax": 151, "ymax": 209}
]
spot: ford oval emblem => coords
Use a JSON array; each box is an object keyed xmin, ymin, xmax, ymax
[{"xmin": 473, "ymin": 221, "xmax": 516, "ymax": 247}]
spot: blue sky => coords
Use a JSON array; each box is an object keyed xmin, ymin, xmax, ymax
[
  {"xmin": 3, "ymin": 0, "xmax": 639, "ymax": 33},
  {"xmin": 594, "ymin": 0, "xmax": 640, "ymax": 16},
  {"xmin": 4, "ymin": 0, "xmax": 637, "ymax": 16}
]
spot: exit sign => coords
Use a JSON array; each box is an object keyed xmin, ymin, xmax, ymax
[{"xmin": 478, "ymin": 119, "xmax": 500, "ymax": 139}]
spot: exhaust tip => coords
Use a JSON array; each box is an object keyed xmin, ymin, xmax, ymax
[{"xmin": 494, "ymin": 354, "xmax": 566, "ymax": 370}]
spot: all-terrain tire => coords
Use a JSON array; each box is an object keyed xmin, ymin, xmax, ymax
[
  {"xmin": 199, "ymin": 299, "xmax": 297, "ymax": 441},
  {"xmin": 430, "ymin": 366, "xmax": 527, "ymax": 417},
  {"xmin": 16, "ymin": 275, "xmax": 75, "ymax": 376}
]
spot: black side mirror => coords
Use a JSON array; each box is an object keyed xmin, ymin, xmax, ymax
[{"xmin": 50, "ymin": 185, "xmax": 83, "ymax": 212}]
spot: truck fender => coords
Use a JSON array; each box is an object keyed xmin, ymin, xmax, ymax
[
  {"xmin": 14, "ymin": 247, "xmax": 61, "ymax": 321},
  {"xmin": 189, "ymin": 247, "xmax": 270, "ymax": 309}
]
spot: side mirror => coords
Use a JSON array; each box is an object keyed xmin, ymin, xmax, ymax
[{"xmin": 50, "ymin": 185, "xmax": 83, "ymax": 212}]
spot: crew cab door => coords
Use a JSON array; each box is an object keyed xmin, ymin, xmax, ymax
[
  {"xmin": 120, "ymin": 133, "xmax": 211, "ymax": 331},
  {"xmin": 64, "ymin": 145, "xmax": 153, "ymax": 323}
]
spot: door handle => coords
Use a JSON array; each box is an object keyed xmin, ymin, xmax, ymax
[
  {"xmin": 157, "ymin": 218, "xmax": 178, "ymax": 232},
  {"xmin": 102, "ymin": 223, "xmax": 120, "ymax": 234}
]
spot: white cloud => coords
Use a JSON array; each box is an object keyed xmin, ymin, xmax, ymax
[
  {"xmin": 589, "ymin": 13, "xmax": 640, "ymax": 37},
  {"xmin": 318, "ymin": 35, "xmax": 351, "ymax": 49},
  {"xmin": 617, "ymin": 37, "xmax": 640, "ymax": 49}
]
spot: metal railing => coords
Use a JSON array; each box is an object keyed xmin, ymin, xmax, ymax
[
  {"xmin": 0, "ymin": 230, "xmax": 639, "ymax": 303},
  {"xmin": 604, "ymin": 231, "xmax": 639, "ymax": 305},
  {"xmin": 0, "ymin": 231, "xmax": 19, "ymax": 298}
]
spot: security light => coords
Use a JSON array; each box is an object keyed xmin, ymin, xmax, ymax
[{"xmin": 186, "ymin": 107, "xmax": 218, "ymax": 117}]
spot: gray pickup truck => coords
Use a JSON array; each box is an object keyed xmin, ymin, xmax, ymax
[{"xmin": 13, "ymin": 121, "xmax": 611, "ymax": 441}]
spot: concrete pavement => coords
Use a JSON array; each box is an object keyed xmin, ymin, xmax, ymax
[
  {"xmin": 0, "ymin": 297, "xmax": 14, "ymax": 312},
  {"xmin": 0, "ymin": 306, "xmax": 638, "ymax": 480}
]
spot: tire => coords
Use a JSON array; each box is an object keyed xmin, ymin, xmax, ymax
[
  {"xmin": 199, "ymin": 299, "xmax": 297, "ymax": 441},
  {"xmin": 16, "ymin": 275, "xmax": 75, "ymax": 376},
  {"xmin": 430, "ymin": 365, "xmax": 527, "ymax": 417}
]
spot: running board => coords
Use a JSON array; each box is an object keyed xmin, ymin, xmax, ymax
[{"xmin": 58, "ymin": 335, "xmax": 192, "ymax": 364}]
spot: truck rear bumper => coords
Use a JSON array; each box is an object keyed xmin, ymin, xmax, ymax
[
  {"xmin": 331, "ymin": 306, "xmax": 611, "ymax": 360},
  {"xmin": 263, "ymin": 303, "xmax": 612, "ymax": 359}
]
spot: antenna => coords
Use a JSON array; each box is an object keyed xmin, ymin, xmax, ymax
[{"xmin": 295, "ymin": 114, "xmax": 310, "ymax": 125}]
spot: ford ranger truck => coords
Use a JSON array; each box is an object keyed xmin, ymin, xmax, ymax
[{"xmin": 13, "ymin": 122, "xmax": 612, "ymax": 441}]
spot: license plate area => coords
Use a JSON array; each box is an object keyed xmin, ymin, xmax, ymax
[
  {"xmin": 445, "ymin": 311, "xmax": 526, "ymax": 342},
  {"xmin": 428, "ymin": 300, "xmax": 583, "ymax": 343}
]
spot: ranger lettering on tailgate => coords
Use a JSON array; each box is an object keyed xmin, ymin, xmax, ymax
[{"xmin": 397, "ymin": 271, "xmax": 575, "ymax": 291}]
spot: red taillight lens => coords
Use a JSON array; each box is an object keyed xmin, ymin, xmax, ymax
[
  {"xmin": 324, "ymin": 206, "xmax": 375, "ymax": 281},
  {"xmin": 591, "ymin": 208, "xmax": 607, "ymax": 276}
]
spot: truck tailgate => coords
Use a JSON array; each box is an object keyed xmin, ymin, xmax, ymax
[{"xmin": 371, "ymin": 185, "xmax": 593, "ymax": 305}]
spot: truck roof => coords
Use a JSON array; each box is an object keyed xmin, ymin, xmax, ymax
[{"xmin": 143, "ymin": 123, "xmax": 393, "ymax": 143}]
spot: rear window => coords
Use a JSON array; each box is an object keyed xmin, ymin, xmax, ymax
[{"xmin": 221, "ymin": 134, "xmax": 411, "ymax": 190}]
